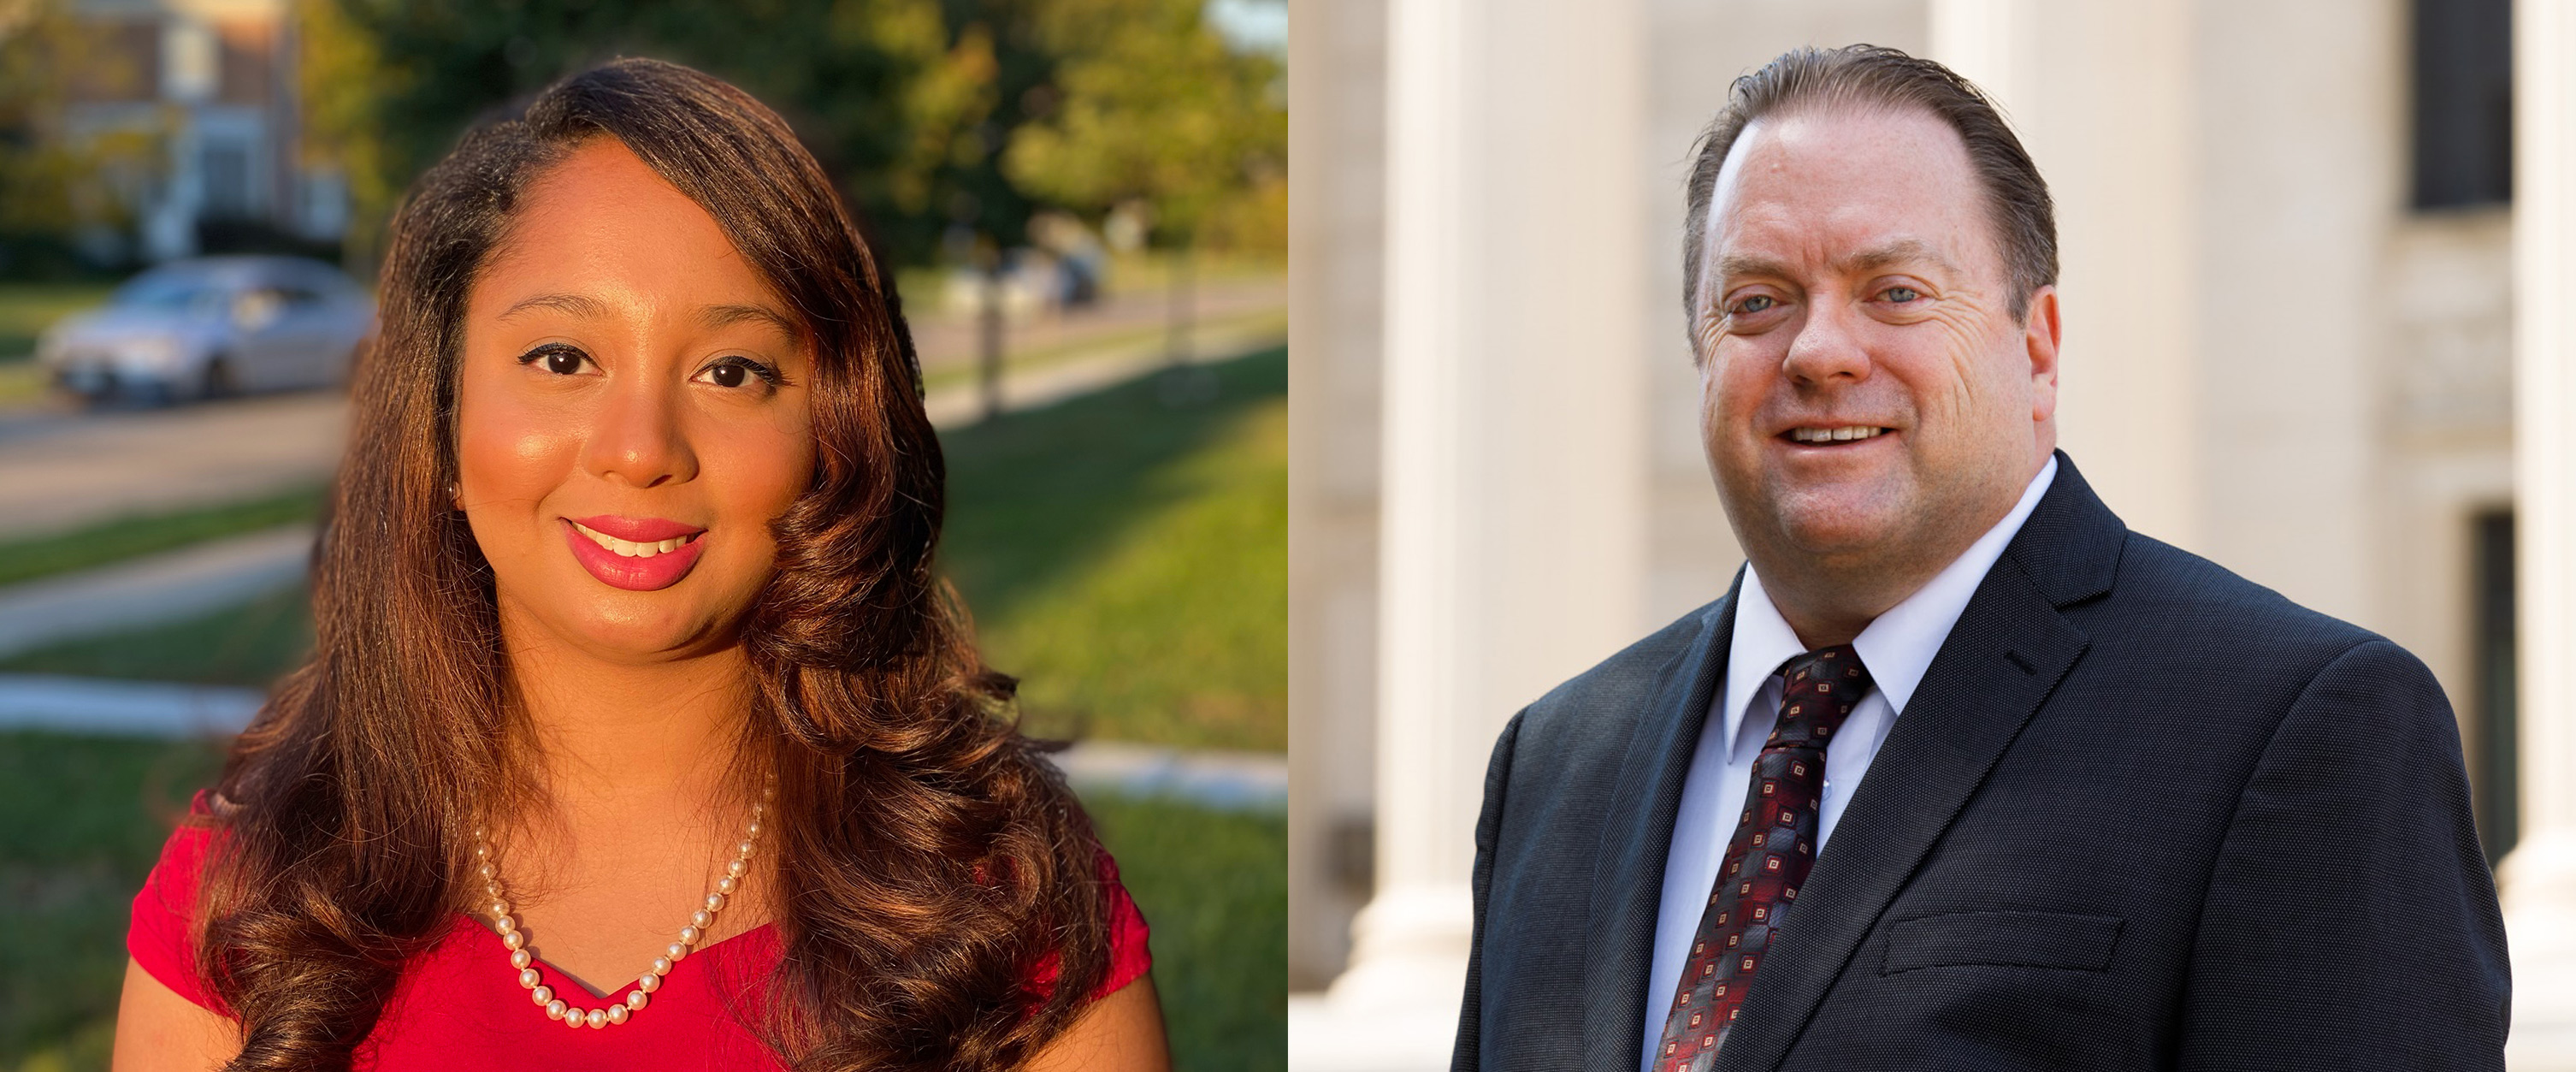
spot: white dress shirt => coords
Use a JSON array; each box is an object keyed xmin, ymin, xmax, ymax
[{"xmin": 1637, "ymin": 456, "xmax": 2059, "ymax": 1069}]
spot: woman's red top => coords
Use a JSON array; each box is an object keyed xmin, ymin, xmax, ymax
[{"xmin": 126, "ymin": 799, "xmax": 1152, "ymax": 1069}]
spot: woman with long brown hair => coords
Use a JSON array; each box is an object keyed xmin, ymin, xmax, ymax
[{"xmin": 109, "ymin": 58, "xmax": 1167, "ymax": 1070}]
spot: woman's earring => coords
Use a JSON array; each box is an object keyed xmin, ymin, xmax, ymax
[{"xmin": 447, "ymin": 483, "xmax": 462, "ymax": 510}]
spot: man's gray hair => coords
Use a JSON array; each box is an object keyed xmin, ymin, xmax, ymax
[{"xmin": 1682, "ymin": 44, "xmax": 2059, "ymax": 352}]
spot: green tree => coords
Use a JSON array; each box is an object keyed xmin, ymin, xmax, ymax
[
  {"xmin": 298, "ymin": 0, "xmax": 987, "ymax": 268},
  {"xmin": 1002, "ymin": 0, "xmax": 1284, "ymax": 362}
]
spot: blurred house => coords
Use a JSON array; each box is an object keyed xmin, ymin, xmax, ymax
[
  {"xmin": 57, "ymin": 0, "xmax": 346, "ymax": 264},
  {"xmin": 1289, "ymin": 0, "xmax": 2563, "ymax": 1067}
]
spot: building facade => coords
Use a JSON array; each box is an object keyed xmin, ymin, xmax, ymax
[
  {"xmin": 1288, "ymin": 0, "xmax": 2559, "ymax": 1065},
  {"xmin": 57, "ymin": 0, "xmax": 346, "ymax": 264}
]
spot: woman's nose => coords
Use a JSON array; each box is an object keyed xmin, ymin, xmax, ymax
[{"xmin": 583, "ymin": 372, "xmax": 698, "ymax": 489}]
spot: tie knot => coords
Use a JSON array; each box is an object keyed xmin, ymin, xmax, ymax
[{"xmin": 1770, "ymin": 644, "xmax": 1871, "ymax": 749}]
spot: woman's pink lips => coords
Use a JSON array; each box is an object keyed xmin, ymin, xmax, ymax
[{"xmin": 562, "ymin": 518, "xmax": 707, "ymax": 591}]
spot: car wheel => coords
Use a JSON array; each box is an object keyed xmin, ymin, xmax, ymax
[{"xmin": 201, "ymin": 356, "xmax": 238, "ymax": 400}]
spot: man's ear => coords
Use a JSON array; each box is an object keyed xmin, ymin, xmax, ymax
[{"xmin": 2023, "ymin": 284, "xmax": 2061, "ymax": 424}]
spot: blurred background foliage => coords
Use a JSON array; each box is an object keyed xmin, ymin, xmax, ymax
[{"xmin": 0, "ymin": 0, "xmax": 1284, "ymax": 276}]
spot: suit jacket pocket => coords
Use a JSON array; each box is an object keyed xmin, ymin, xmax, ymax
[{"xmin": 1879, "ymin": 910, "xmax": 2124, "ymax": 975}]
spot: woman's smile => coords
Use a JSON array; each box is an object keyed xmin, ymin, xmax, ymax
[{"xmin": 562, "ymin": 516, "xmax": 709, "ymax": 590}]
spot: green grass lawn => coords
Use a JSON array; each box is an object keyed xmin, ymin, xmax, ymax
[
  {"xmin": 0, "ymin": 731, "xmax": 223, "ymax": 1070},
  {"xmin": 941, "ymin": 347, "xmax": 1287, "ymax": 752},
  {"xmin": 0, "ymin": 731, "xmax": 1282, "ymax": 1071}
]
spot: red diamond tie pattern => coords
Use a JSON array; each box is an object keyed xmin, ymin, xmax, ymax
[{"xmin": 1651, "ymin": 644, "xmax": 1870, "ymax": 1072}]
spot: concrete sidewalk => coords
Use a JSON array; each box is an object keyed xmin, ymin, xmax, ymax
[
  {"xmin": 0, "ymin": 524, "xmax": 313, "ymax": 659},
  {"xmin": 0, "ymin": 672, "xmax": 1285, "ymax": 810}
]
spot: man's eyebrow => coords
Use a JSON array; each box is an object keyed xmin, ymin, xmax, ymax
[
  {"xmin": 698, "ymin": 303, "xmax": 803, "ymax": 339},
  {"xmin": 1838, "ymin": 238, "xmax": 1958, "ymax": 275},
  {"xmin": 1714, "ymin": 253, "xmax": 1797, "ymax": 286},
  {"xmin": 497, "ymin": 293, "xmax": 612, "ymax": 322}
]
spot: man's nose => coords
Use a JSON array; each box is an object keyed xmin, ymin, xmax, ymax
[
  {"xmin": 1779, "ymin": 298, "xmax": 1873, "ymax": 387},
  {"xmin": 583, "ymin": 371, "xmax": 698, "ymax": 489}
]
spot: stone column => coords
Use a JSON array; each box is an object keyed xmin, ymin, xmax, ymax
[
  {"xmin": 2506, "ymin": 1, "xmax": 2576, "ymax": 1065},
  {"xmin": 1289, "ymin": 0, "xmax": 1649, "ymax": 1067}
]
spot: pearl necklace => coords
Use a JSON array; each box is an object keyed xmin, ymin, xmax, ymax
[{"xmin": 470, "ymin": 777, "xmax": 773, "ymax": 1031}]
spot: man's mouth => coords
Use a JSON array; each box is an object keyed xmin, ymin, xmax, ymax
[{"xmin": 1784, "ymin": 425, "xmax": 1890, "ymax": 444}]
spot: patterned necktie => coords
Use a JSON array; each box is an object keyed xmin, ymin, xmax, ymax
[{"xmin": 1652, "ymin": 644, "xmax": 1871, "ymax": 1072}]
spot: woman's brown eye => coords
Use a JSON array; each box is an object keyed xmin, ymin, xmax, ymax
[
  {"xmin": 712, "ymin": 364, "xmax": 746, "ymax": 388},
  {"xmin": 547, "ymin": 350, "xmax": 582, "ymax": 375}
]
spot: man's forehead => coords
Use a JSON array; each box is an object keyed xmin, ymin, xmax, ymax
[{"xmin": 1704, "ymin": 105, "xmax": 1992, "ymax": 281}]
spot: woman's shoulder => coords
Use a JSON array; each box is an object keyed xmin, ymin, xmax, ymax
[
  {"xmin": 1022, "ymin": 845, "xmax": 1152, "ymax": 1004},
  {"xmin": 1096, "ymin": 850, "xmax": 1152, "ymax": 1000},
  {"xmin": 127, "ymin": 791, "xmax": 228, "ymax": 1014}
]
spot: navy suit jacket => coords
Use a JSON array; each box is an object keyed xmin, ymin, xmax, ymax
[{"xmin": 1452, "ymin": 453, "xmax": 2509, "ymax": 1071}]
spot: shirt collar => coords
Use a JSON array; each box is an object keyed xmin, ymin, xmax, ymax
[{"xmin": 1723, "ymin": 455, "xmax": 2059, "ymax": 745}]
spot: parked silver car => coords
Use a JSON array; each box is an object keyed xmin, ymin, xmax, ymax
[{"xmin": 38, "ymin": 256, "xmax": 374, "ymax": 404}]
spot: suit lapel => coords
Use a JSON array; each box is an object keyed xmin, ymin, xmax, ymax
[
  {"xmin": 1713, "ymin": 453, "xmax": 2122, "ymax": 1072},
  {"xmin": 1581, "ymin": 573, "xmax": 1740, "ymax": 1072}
]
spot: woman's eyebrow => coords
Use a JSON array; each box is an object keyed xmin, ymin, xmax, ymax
[
  {"xmin": 496, "ymin": 292, "xmax": 612, "ymax": 322},
  {"xmin": 699, "ymin": 303, "xmax": 801, "ymax": 338}
]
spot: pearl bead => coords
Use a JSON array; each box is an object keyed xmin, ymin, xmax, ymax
[
  {"xmin": 485, "ymin": 883, "xmax": 503, "ymax": 900},
  {"xmin": 495, "ymin": 915, "xmax": 516, "ymax": 935},
  {"xmin": 517, "ymin": 967, "xmax": 540, "ymax": 988},
  {"xmin": 651, "ymin": 957, "xmax": 672, "ymax": 975},
  {"xmin": 511, "ymin": 949, "xmax": 532, "ymax": 970},
  {"xmin": 726, "ymin": 859, "xmax": 746, "ymax": 879},
  {"xmin": 637, "ymin": 973, "xmax": 661, "ymax": 993},
  {"xmin": 607, "ymin": 1004, "xmax": 629, "ymax": 1025},
  {"xmin": 477, "ymin": 862, "xmax": 494, "ymax": 880},
  {"xmin": 667, "ymin": 942, "xmax": 688, "ymax": 962},
  {"xmin": 564, "ymin": 1008, "xmax": 584, "ymax": 1029},
  {"xmin": 546, "ymin": 999, "xmax": 567, "ymax": 1021},
  {"xmin": 736, "ymin": 840, "xmax": 754, "ymax": 857},
  {"xmin": 717, "ymin": 876, "xmax": 737, "ymax": 895},
  {"xmin": 678, "ymin": 925, "xmax": 700, "ymax": 945},
  {"xmin": 475, "ymin": 844, "xmax": 489, "ymax": 859},
  {"xmin": 531, "ymin": 985, "xmax": 552, "ymax": 1005},
  {"xmin": 488, "ymin": 901, "xmax": 510, "ymax": 918},
  {"xmin": 706, "ymin": 892, "xmax": 725, "ymax": 912},
  {"xmin": 746, "ymin": 820, "xmax": 761, "ymax": 838},
  {"xmin": 586, "ymin": 1008, "xmax": 607, "ymax": 1029},
  {"xmin": 627, "ymin": 990, "xmax": 650, "ymax": 1011},
  {"xmin": 502, "ymin": 930, "xmax": 524, "ymax": 951},
  {"xmin": 691, "ymin": 910, "xmax": 713, "ymax": 929}
]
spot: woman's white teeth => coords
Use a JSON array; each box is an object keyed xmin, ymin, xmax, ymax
[
  {"xmin": 573, "ymin": 524, "xmax": 698, "ymax": 558},
  {"xmin": 1792, "ymin": 426, "xmax": 1885, "ymax": 443}
]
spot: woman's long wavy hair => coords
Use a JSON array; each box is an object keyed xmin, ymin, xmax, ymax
[{"xmin": 192, "ymin": 57, "xmax": 1108, "ymax": 1070}]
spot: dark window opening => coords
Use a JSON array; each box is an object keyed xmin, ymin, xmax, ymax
[
  {"xmin": 2473, "ymin": 508, "xmax": 2517, "ymax": 864},
  {"xmin": 2412, "ymin": 0, "xmax": 2514, "ymax": 210}
]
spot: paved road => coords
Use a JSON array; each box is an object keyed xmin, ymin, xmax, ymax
[{"xmin": 0, "ymin": 393, "xmax": 345, "ymax": 542}]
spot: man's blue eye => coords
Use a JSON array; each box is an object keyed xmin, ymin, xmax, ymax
[
  {"xmin": 1738, "ymin": 296, "xmax": 1775, "ymax": 315},
  {"xmin": 1884, "ymin": 287, "xmax": 1921, "ymax": 303}
]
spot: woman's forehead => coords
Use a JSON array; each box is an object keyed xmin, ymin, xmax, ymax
[{"xmin": 476, "ymin": 139, "xmax": 789, "ymax": 324}]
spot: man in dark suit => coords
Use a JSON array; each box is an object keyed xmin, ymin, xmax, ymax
[{"xmin": 1451, "ymin": 44, "xmax": 2509, "ymax": 1071}]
